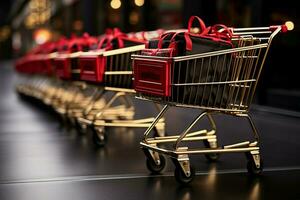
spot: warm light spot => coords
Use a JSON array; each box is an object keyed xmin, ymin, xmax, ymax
[
  {"xmin": 129, "ymin": 11, "xmax": 139, "ymax": 25},
  {"xmin": 73, "ymin": 20, "xmax": 83, "ymax": 31},
  {"xmin": 285, "ymin": 21, "xmax": 294, "ymax": 31},
  {"xmin": 110, "ymin": 0, "xmax": 121, "ymax": 9},
  {"xmin": 134, "ymin": 0, "xmax": 144, "ymax": 7},
  {"xmin": 33, "ymin": 29, "xmax": 51, "ymax": 45}
]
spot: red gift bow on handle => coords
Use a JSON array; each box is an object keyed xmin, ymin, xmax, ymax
[
  {"xmin": 184, "ymin": 16, "xmax": 233, "ymax": 51},
  {"xmin": 82, "ymin": 33, "xmax": 98, "ymax": 49},
  {"xmin": 145, "ymin": 31, "xmax": 180, "ymax": 56},
  {"xmin": 97, "ymin": 28, "xmax": 126, "ymax": 50}
]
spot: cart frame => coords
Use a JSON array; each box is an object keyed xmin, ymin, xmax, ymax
[{"xmin": 132, "ymin": 25, "xmax": 288, "ymax": 184}]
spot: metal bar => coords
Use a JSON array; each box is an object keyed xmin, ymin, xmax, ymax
[
  {"xmin": 132, "ymin": 44, "xmax": 268, "ymax": 62},
  {"xmin": 233, "ymin": 31, "xmax": 272, "ymax": 35},
  {"xmin": 175, "ymin": 147, "xmax": 259, "ymax": 154},
  {"xmin": 224, "ymin": 141, "xmax": 250, "ymax": 149},
  {"xmin": 111, "ymin": 117, "xmax": 163, "ymax": 124},
  {"xmin": 104, "ymin": 44, "xmax": 145, "ymax": 56},
  {"xmin": 173, "ymin": 79, "xmax": 256, "ymax": 86},
  {"xmin": 135, "ymin": 96, "xmax": 247, "ymax": 113},
  {"xmin": 104, "ymin": 71, "xmax": 133, "ymax": 75},
  {"xmin": 151, "ymin": 130, "xmax": 212, "ymax": 140},
  {"xmin": 233, "ymin": 27, "xmax": 270, "ymax": 31},
  {"xmin": 144, "ymin": 105, "xmax": 169, "ymax": 139},
  {"xmin": 182, "ymin": 59, "xmax": 190, "ymax": 104},
  {"xmin": 93, "ymin": 121, "xmax": 163, "ymax": 128},
  {"xmin": 104, "ymin": 87, "xmax": 135, "ymax": 93},
  {"xmin": 173, "ymin": 44, "xmax": 268, "ymax": 61},
  {"xmin": 140, "ymin": 142, "xmax": 260, "ymax": 157},
  {"xmin": 174, "ymin": 111, "xmax": 209, "ymax": 149},
  {"xmin": 147, "ymin": 135, "xmax": 216, "ymax": 144}
]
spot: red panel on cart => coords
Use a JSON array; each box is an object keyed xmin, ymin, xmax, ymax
[
  {"xmin": 134, "ymin": 59, "xmax": 171, "ymax": 96},
  {"xmin": 54, "ymin": 58, "xmax": 71, "ymax": 79},
  {"xmin": 79, "ymin": 56, "xmax": 106, "ymax": 82}
]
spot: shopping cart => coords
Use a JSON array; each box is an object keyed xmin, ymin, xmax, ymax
[
  {"xmin": 76, "ymin": 41, "xmax": 166, "ymax": 147},
  {"xmin": 132, "ymin": 24, "xmax": 291, "ymax": 184},
  {"xmin": 15, "ymin": 42, "xmax": 58, "ymax": 102},
  {"xmin": 49, "ymin": 35, "xmax": 108, "ymax": 123}
]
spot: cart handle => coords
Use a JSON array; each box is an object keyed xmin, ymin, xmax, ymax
[
  {"xmin": 271, "ymin": 21, "xmax": 294, "ymax": 33},
  {"xmin": 270, "ymin": 25, "xmax": 288, "ymax": 33},
  {"xmin": 231, "ymin": 22, "xmax": 294, "ymax": 33}
]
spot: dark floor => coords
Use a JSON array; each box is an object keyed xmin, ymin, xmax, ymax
[{"xmin": 1, "ymin": 61, "xmax": 300, "ymax": 200}]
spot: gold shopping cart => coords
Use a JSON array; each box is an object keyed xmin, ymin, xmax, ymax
[
  {"xmin": 77, "ymin": 44, "xmax": 166, "ymax": 147},
  {"xmin": 132, "ymin": 24, "xmax": 291, "ymax": 184}
]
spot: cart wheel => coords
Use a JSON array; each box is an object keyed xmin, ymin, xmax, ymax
[
  {"xmin": 92, "ymin": 126, "xmax": 107, "ymax": 147},
  {"xmin": 146, "ymin": 154, "xmax": 166, "ymax": 174},
  {"xmin": 174, "ymin": 165, "xmax": 195, "ymax": 184},
  {"xmin": 203, "ymin": 140, "xmax": 219, "ymax": 162},
  {"xmin": 247, "ymin": 157, "xmax": 263, "ymax": 176}
]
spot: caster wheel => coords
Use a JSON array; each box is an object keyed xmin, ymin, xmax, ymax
[
  {"xmin": 92, "ymin": 126, "xmax": 107, "ymax": 147},
  {"xmin": 247, "ymin": 158, "xmax": 263, "ymax": 176},
  {"xmin": 203, "ymin": 140, "xmax": 219, "ymax": 162},
  {"xmin": 174, "ymin": 165, "xmax": 195, "ymax": 184},
  {"xmin": 146, "ymin": 154, "xmax": 166, "ymax": 174}
]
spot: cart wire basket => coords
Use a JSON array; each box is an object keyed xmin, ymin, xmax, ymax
[{"xmin": 132, "ymin": 24, "xmax": 291, "ymax": 184}]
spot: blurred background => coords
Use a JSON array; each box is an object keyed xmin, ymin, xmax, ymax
[{"xmin": 0, "ymin": 0, "xmax": 299, "ymax": 111}]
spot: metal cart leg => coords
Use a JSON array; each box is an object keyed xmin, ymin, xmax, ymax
[{"xmin": 237, "ymin": 113, "xmax": 262, "ymax": 175}]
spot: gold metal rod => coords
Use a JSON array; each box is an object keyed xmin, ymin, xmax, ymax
[
  {"xmin": 77, "ymin": 118, "xmax": 93, "ymax": 125},
  {"xmin": 172, "ymin": 79, "xmax": 256, "ymax": 86},
  {"xmin": 175, "ymin": 112, "xmax": 209, "ymax": 149},
  {"xmin": 224, "ymin": 141, "xmax": 250, "ymax": 149},
  {"xmin": 104, "ymin": 45, "xmax": 145, "ymax": 56},
  {"xmin": 93, "ymin": 122, "xmax": 160, "ymax": 128},
  {"xmin": 111, "ymin": 117, "xmax": 164, "ymax": 124},
  {"xmin": 104, "ymin": 71, "xmax": 133, "ymax": 75},
  {"xmin": 151, "ymin": 130, "xmax": 210, "ymax": 140},
  {"xmin": 104, "ymin": 87, "xmax": 135, "ymax": 93},
  {"xmin": 175, "ymin": 147, "xmax": 259, "ymax": 154},
  {"xmin": 143, "ymin": 105, "xmax": 169, "ymax": 138},
  {"xmin": 147, "ymin": 135, "xmax": 215, "ymax": 144}
]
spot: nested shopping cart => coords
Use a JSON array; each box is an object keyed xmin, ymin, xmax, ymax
[
  {"xmin": 132, "ymin": 24, "xmax": 291, "ymax": 184},
  {"xmin": 15, "ymin": 42, "xmax": 58, "ymax": 102},
  {"xmin": 50, "ymin": 35, "xmax": 108, "ymax": 123},
  {"xmin": 57, "ymin": 31, "xmax": 149, "ymax": 130},
  {"xmin": 77, "ymin": 41, "xmax": 166, "ymax": 147}
]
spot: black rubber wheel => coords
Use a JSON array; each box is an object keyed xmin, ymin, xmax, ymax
[
  {"xmin": 203, "ymin": 140, "xmax": 219, "ymax": 162},
  {"xmin": 146, "ymin": 154, "xmax": 166, "ymax": 174},
  {"xmin": 174, "ymin": 165, "xmax": 195, "ymax": 185},
  {"xmin": 92, "ymin": 127, "xmax": 107, "ymax": 147},
  {"xmin": 247, "ymin": 158, "xmax": 263, "ymax": 176}
]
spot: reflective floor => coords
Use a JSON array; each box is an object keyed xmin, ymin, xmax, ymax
[{"xmin": 1, "ymin": 61, "xmax": 300, "ymax": 200}]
